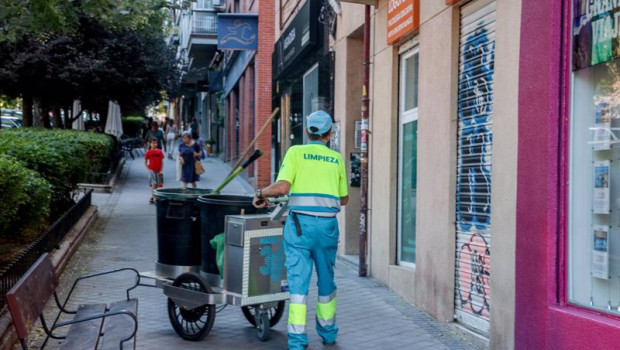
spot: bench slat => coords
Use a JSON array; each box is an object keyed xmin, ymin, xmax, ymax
[
  {"xmin": 6, "ymin": 253, "xmax": 58, "ymax": 340},
  {"xmin": 99, "ymin": 299, "xmax": 138, "ymax": 350},
  {"xmin": 61, "ymin": 303, "xmax": 106, "ymax": 350}
]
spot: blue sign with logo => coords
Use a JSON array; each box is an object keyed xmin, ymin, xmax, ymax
[{"xmin": 217, "ymin": 13, "xmax": 258, "ymax": 50}]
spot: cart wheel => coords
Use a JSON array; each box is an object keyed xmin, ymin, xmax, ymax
[
  {"xmin": 257, "ymin": 311, "xmax": 270, "ymax": 341},
  {"xmin": 167, "ymin": 273, "xmax": 216, "ymax": 341},
  {"xmin": 241, "ymin": 300, "xmax": 285, "ymax": 327}
]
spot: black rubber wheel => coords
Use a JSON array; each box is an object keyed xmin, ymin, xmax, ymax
[
  {"xmin": 241, "ymin": 300, "xmax": 285, "ymax": 327},
  {"xmin": 167, "ymin": 272, "xmax": 216, "ymax": 341},
  {"xmin": 256, "ymin": 311, "xmax": 270, "ymax": 341}
]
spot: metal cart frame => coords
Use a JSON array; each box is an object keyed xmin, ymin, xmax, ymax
[{"xmin": 139, "ymin": 213, "xmax": 289, "ymax": 342}]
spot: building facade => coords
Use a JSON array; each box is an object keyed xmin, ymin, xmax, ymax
[
  {"xmin": 332, "ymin": 0, "xmax": 520, "ymax": 348},
  {"xmin": 264, "ymin": 0, "xmax": 620, "ymax": 348},
  {"xmin": 208, "ymin": 0, "xmax": 275, "ymax": 187},
  {"xmin": 171, "ymin": 0, "xmax": 224, "ymax": 137}
]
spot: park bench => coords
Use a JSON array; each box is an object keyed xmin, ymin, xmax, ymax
[
  {"xmin": 120, "ymin": 137, "xmax": 144, "ymax": 160},
  {"xmin": 6, "ymin": 253, "xmax": 140, "ymax": 350}
]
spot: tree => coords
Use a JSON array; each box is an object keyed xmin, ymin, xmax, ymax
[
  {"xmin": 0, "ymin": 0, "xmax": 193, "ymax": 42},
  {"xmin": 0, "ymin": 2, "xmax": 182, "ymax": 127}
]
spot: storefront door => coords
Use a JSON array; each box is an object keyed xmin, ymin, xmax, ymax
[{"xmin": 454, "ymin": 0, "xmax": 496, "ymax": 335}]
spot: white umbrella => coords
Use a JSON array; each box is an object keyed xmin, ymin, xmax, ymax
[
  {"xmin": 71, "ymin": 100, "xmax": 84, "ymax": 130},
  {"xmin": 104, "ymin": 100, "xmax": 123, "ymax": 138}
]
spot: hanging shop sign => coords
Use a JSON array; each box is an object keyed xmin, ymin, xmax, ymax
[
  {"xmin": 217, "ymin": 13, "xmax": 258, "ymax": 50},
  {"xmin": 273, "ymin": 0, "xmax": 319, "ymax": 79},
  {"xmin": 387, "ymin": 0, "xmax": 420, "ymax": 44},
  {"xmin": 573, "ymin": 1, "xmax": 620, "ymax": 70}
]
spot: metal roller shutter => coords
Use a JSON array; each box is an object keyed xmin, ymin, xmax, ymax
[{"xmin": 454, "ymin": 0, "xmax": 496, "ymax": 336}]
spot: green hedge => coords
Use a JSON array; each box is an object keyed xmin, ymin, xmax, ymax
[
  {"xmin": 0, "ymin": 129, "xmax": 116, "ymax": 212},
  {"xmin": 122, "ymin": 116, "xmax": 145, "ymax": 138},
  {"xmin": 0, "ymin": 154, "xmax": 51, "ymax": 237}
]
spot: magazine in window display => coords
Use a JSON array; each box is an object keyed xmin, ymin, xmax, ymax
[
  {"xmin": 592, "ymin": 225, "xmax": 610, "ymax": 280},
  {"xmin": 593, "ymin": 160, "xmax": 610, "ymax": 214},
  {"xmin": 593, "ymin": 98, "xmax": 611, "ymax": 150}
]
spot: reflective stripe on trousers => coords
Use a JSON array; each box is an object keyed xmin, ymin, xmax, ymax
[
  {"xmin": 316, "ymin": 291, "xmax": 337, "ymax": 327},
  {"xmin": 288, "ymin": 294, "xmax": 307, "ymax": 335}
]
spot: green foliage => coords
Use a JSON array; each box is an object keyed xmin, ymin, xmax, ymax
[
  {"xmin": 0, "ymin": 129, "xmax": 115, "ymax": 210},
  {"xmin": 122, "ymin": 116, "xmax": 145, "ymax": 137},
  {"xmin": 0, "ymin": 154, "xmax": 51, "ymax": 237},
  {"xmin": 0, "ymin": 0, "xmax": 180, "ymax": 42}
]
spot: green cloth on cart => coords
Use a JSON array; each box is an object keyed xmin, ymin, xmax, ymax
[{"xmin": 210, "ymin": 233, "xmax": 226, "ymax": 277}]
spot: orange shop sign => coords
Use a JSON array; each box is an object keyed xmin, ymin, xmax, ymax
[{"xmin": 387, "ymin": 0, "xmax": 420, "ymax": 44}]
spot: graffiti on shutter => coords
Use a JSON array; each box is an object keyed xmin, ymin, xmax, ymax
[{"xmin": 454, "ymin": 0, "xmax": 496, "ymax": 335}]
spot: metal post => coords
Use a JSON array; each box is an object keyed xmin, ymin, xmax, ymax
[{"xmin": 359, "ymin": 5, "xmax": 371, "ymax": 277}]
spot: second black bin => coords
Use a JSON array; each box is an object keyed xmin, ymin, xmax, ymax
[{"xmin": 197, "ymin": 194, "xmax": 259, "ymax": 282}]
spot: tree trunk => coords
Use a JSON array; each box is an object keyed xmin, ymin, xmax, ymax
[
  {"xmin": 53, "ymin": 107, "xmax": 63, "ymax": 128},
  {"xmin": 32, "ymin": 99, "xmax": 44, "ymax": 127},
  {"xmin": 22, "ymin": 93, "xmax": 33, "ymax": 127},
  {"xmin": 39, "ymin": 101, "xmax": 50, "ymax": 128},
  {"xmin": 66, "ymin": 105, "xmax": 73, "ymax": 130}
]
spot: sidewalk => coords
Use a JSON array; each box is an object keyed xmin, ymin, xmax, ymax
[{"xmin": 35, "ymin": 151, "xmax": 477, "ymax": 350}]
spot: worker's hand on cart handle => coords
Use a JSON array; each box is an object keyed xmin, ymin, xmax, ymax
[
  {"xmin": 253, "ymin": 195, "xmax": 288, "ymax": 208},
  {"xmin": 252, "ymin": 195, "xmax": 269, "ymax": 208}
]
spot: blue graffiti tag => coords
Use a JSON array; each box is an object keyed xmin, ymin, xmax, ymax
[
  {"xmin": 259, "ymin": 237, "xmax": 285, "ymax": 282},
  {"xmin": 456, "ymin": 24, "xmax": 494, "ymax": 231},
  {"xmin": 455, "ymin": 20, "xmax": 494, "ymax": 320}
]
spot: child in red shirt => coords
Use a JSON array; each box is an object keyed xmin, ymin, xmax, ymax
[{"xmin": 144, "ymin": 138, "xmax": 164, "ymax": 203}]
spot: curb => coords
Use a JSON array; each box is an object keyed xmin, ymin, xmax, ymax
[{"xmin": 0, "ymin": 205, "xmax": 99, "ymax": 350}]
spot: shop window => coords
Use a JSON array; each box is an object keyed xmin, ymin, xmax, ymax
[
  {"xmin": 570, "ymin": 58, "xmax": 620, "ymax": 314},
  {"xmin": 397, "ymin": 48, "xmax": 419, "ymax": 266},
  {"xmin": 569, "ymin": 2, "xmax": 620, "ymax": 316}
]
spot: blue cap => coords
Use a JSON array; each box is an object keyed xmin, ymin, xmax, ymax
[{"xmin": 306, "ymin": 110, "xmax": 333, "ymax": 135}]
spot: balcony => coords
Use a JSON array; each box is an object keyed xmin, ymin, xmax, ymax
[
  {"xmin": 181, "ymin": 9, "xmax": 221, "ymax": 85},
  {"xmin": 192, "ymin": 10, "xmax": 217, "ymax": 34}
]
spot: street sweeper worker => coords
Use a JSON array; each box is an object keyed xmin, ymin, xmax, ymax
[{"xmin": 252, "ymin": 110, "xmax": 349, "ymax": 350}]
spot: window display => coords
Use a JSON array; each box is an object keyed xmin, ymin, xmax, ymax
[{"xmin": 570, "ymin": 59, "xmax": 620, "ymax": 314}]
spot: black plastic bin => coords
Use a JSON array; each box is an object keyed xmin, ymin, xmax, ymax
[
  {"xmin": 197, "ymin": 195, "xmax": 260, "ymax": 278},
  {"xmin": 153, "ymin": 188, "xmax": 213, "ymax": 278}
]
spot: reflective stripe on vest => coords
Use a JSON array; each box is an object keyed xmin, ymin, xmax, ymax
[{"xmin": 288, "ymin": 193, "xmax": 340, "ymax": 216}]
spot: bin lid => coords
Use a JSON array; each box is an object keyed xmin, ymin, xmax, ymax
[
  {"xmin": 197, "ymin": 194, "xmax": 254, "ymax": 206},
  {"xmin": 154, "ymin": 188, "xmax": 213, "ymax": 201}
]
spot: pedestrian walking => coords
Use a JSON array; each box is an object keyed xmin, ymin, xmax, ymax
[
  {"xmin": 178, "ymin": 131, "xmax": 201, "ymax": 188},
  {"xmin": 144, "ymin": 138, "xmax": 164, "ymax": 203},
  {"xmin": 165, "ymin": 119, "xmax": 178, "ymax": 159},
  {"xmin": 189, "ymin": 117, "xmax": 199, "ymax": 140},
  {"xmin": 145, "ymin": 121, "xmax": 165, "ymax": 152},
  {"xmin": 252, "ymin": 110, "xmax": 349, "ymax": 350}
]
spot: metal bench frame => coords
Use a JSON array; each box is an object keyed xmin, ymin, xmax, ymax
[
  {"xmin": 120, "ymin": 137, "xmax": 144, "ymax": 160},
  {"xmin": 6, "ymin": 253, "xmax": 140, "ymax": 350}
]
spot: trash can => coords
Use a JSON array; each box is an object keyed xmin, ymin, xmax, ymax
[
  {"xmin": 153, "ymin": 188, "xmax": 213, "ymax": 278},
  {"xmin": 197, "ymin": 195, "xmax": 260, "ymax": 283}
]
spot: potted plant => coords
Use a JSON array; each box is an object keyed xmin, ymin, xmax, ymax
[{"xmin": 205, "ymin": 138, "xmax": 216, "ymax": 154}]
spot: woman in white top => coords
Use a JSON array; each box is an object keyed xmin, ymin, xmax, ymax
[{"xmin": 165, "ymin": 119, "xmax": 178, "ymax": 159}]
